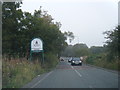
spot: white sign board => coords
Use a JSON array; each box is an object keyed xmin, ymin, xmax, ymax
[{"xmin": 31, "ymin": 38, "xmax": 43, "ymax": 51}]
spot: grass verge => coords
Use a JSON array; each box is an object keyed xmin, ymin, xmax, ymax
[{"xmin": 2, "ymin": 53, "xmax": 59, "ymax": 88}]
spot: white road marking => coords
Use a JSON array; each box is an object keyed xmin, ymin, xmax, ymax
[
  {"xmin": 74, "ymin": 69, "xmax": 82, "ymax": 77},
  {"xmin": 71, "ymin": 66, "xmax": 82, "ymax": 77},
  {"xmin": 71, "ymin": 66, "xmax": 93, "ymax": 88},
  {"xmin": 31, "ymin": 71, "xmax": 53, "ymax": 88}
]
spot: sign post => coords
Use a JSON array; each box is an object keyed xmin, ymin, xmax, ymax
[{"xmin": 30, "ymin": 38, "xmax": 44, "ymax": 64}]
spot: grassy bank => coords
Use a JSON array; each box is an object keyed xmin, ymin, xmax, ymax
[
  {"xmin": 2, "ymin": 53, "xmax": 59, "ymax": 88},
  {"xmin": 85, "ymin": 54, "xmax": 120, "ymax": 71}
]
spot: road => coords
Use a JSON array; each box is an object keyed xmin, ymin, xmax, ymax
[
  {"xmin": 23, "ymin": 59, "xmax": 119, "ymax": 88},
  {"xmin": 0, "ymin": 57, "xmax": 2, "ymax": 89}
]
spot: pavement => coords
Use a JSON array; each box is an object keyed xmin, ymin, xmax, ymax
[{"xmin": 23, "ymin": 59, "xmax": 119, "ymax": 88}]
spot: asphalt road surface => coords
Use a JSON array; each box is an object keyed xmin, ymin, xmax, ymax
[
  {"xmin": 23, "ymin": 60, "xmax": 119, "ymax": 88},
  {"xmin": 0, "ymin": 58, "xmax": 2, "ymax": 89}
]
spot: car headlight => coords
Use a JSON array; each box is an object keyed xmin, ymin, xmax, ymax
[
  {"xmin": 79, "ymin": 61, "xmax": 82, "ymax": 63},
  {"xmin": 72, "ymin": 61, "xmax": 74, "ymax": 63}
]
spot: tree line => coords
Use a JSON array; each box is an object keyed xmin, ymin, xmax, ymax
[
  {"xmin": 61, "ymin": 43, "xmax": 105, "ymax": 58},
  {"xmin": 2, "ymin": 2, "xmax": 73, "ymax": 60},
  {"xmin": 62, "ymin": 26, "xmax": 120, "ymax": 63},
  {"xmin": 2, "ymin": 2, "xmax": 119, "ymax": 63}
]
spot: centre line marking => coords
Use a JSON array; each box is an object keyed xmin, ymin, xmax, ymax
[
  {"xmin": 71, "ymin": 66, "xmax": 82, "ymax": 77},
  {"xmin": 74, "ymin": 69, "xmax": 82, "ymax": 77},
  {"xmin": 31, "ymin": 71, "xmax": 53, "ymax": 88}
]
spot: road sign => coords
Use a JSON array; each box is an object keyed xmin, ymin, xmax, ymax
[
  {"xmin": 31, "ymin": 38, "xmax": 43, "ymax": 51},
  {"xmin": 30, "ymin": 38, "xmax": 44, "ymax": 64}
]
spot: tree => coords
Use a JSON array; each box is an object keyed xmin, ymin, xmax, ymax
[
  {"xmin": 103, "ymin": 26, "xmax": 120, "ymax": 61},
  {"xmin": 2, "ymin": 2, "xmax": 23, "ymax": 57},
  {"xmin": 64, "ymin": 31, "xmax": 74, "ymax": 43},
  {"xmin": 2, "ymin": 2, "xmax": 68, "ymax": 59},
  {"xmin": 61, "ymin": 43, "xmax": 89, "ymax": 57},
  {"xmin": 61, "ymin": 45, "xmax": 74, "ymax": 57},
  {"xmin": 73, "ymin": 44, "xmax": 89, "ymax": 57},
  {"xmin": 89, "ymin": 46, "xmax": 105, "ymax": 54}
]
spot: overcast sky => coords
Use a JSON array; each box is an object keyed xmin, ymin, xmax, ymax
[{"xmin": 21, "ymin": 0, "xmax": 119, "ymax": 47}]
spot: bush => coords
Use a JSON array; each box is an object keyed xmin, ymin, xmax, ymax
[
  {"xmin": 86, "ymin": 54, "xmax": 96, "ymax": 64},
  {"xmin": 86, "ymin": 53, "xmax": 119, "ymax": 71},
  {"xmin": 2, "ymin": 59, "xmax": 43, "ymax": 88},
  {"xmin": 44, "ymin": 52, "xmax": 59, "ymax": 69},
  {"xmin": 2, "ymin": 53, "xmax": 59, "ymax": 88}
]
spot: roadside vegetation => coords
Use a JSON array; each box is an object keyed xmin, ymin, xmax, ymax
[
  {"xmin": 86, "ymin": 26, "xmax": 120, "ymax": 71},
  {"xmin": 86, "ymin": 53, "xmax": 119, "ymax": 71},
  {"xmin": 2, "ymin": 1, "xmax": 119, "ymax": 88},
  {"xmin": 3, "ymin": 59, "xmax": 43, "ymax": 88},
  {"xmin": 61, "ymin": 43, "xmax": 89, "ymax": 57},
  {"xmin": 61, "ymin": 26, "xmax": 120, "ymax": 71},
  {"xmin": 2, "ymin": 2, "xmax": 70, "ymax": 88},
  {"xmin": 3, "ymin": 53, "xmax": 59, "ymax": 88}
]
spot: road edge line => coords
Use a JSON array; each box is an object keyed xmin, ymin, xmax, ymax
[{"xmin": 31, "ymin": 71, "xmax": 53, "ymax": 88}]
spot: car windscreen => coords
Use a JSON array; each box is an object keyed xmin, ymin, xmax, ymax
[{"xmin": 72, "ymin": 58, "xmax": 80, "ymax": 61}]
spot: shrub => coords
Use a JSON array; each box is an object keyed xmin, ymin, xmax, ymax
[
  {"xmin": 44, "ymin": 52, "xmax": 59, "ymax": 69},
  {"xmin": 2, "ymin": 59, "xmax": 43, "ymax": 88},
  {"xmin": 2, "ymin": 53, "xmax": 59, "ymax": 88},
  {"xmin": 86, "ymin": 53, "xmax": 119, "ymax": 71}
]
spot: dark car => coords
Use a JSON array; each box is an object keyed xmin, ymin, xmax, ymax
[{"xmin": 71, "ymin": 57, "xmax": 82, "ymax": 66}]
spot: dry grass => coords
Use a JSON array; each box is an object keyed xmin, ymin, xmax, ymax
[
  {"xmin": 2, "ymin": 58, "xmax": 44, "ymax": 88},
  {"xmin": 2, "ymin": 53, "xmax": 59, "ymax": 88}
]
